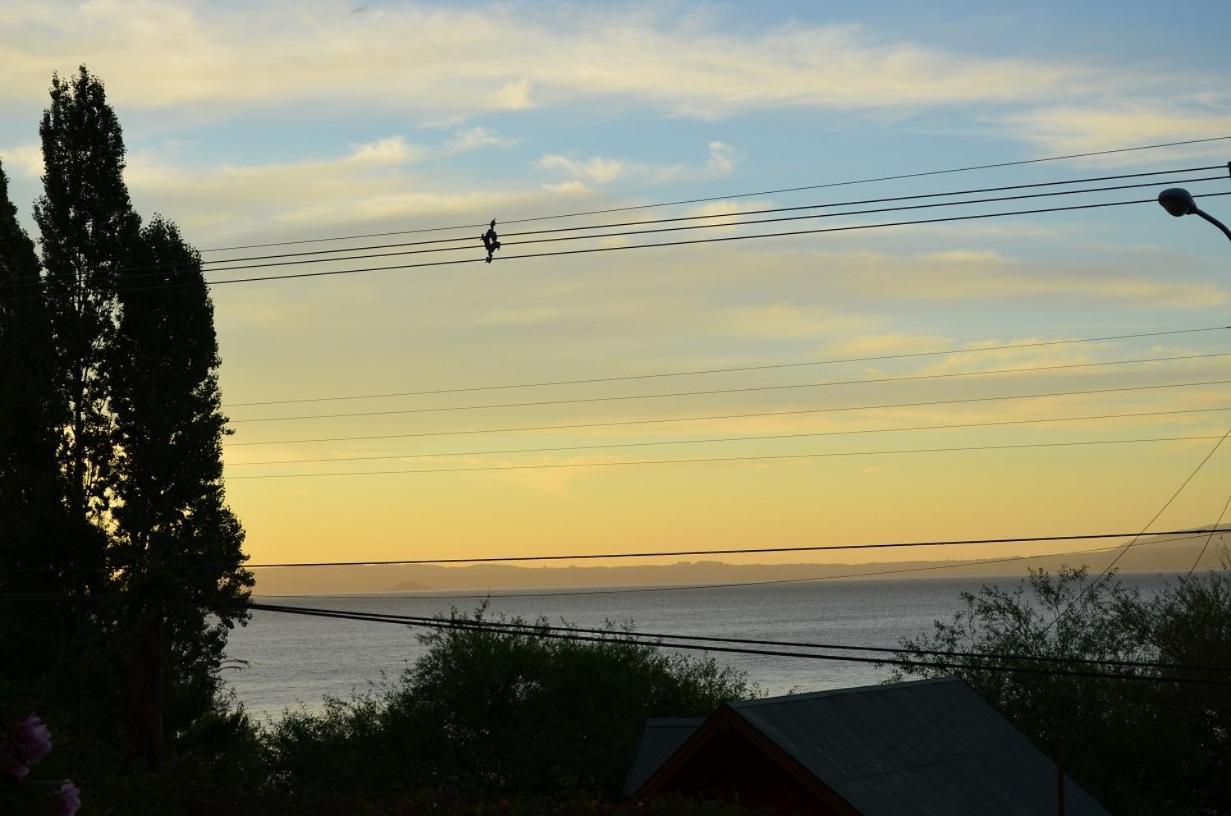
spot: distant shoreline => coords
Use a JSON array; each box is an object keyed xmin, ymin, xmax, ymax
[{"xmin": 249, "ymin": 536, "xmax": 1226, "ymax": 595}]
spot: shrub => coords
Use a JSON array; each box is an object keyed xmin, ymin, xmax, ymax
[{"xmin": 264, "ymin": 606, "xmax": 757, "ymax": 801}]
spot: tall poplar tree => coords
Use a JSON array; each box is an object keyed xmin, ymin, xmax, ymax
[
  {"xmin": 110, "ymin": 216, "xmax": 252, "ymax": 762},
  {"xmin": 33, "ymin": 66, "xmax": 141, "ymax": 594},
  {"xmin": 28, "ymin": 66, "xmax": 251, "ymax": 765}
]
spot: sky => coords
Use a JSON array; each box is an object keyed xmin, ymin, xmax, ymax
[{"xmin": 2, "ymin": 1, "xmax": 1231, "ymax": 583}]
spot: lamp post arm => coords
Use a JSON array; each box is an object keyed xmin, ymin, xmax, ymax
[{"xmin": 1195, "ymin": 209, "xmax": 1231, "ymax": 243}]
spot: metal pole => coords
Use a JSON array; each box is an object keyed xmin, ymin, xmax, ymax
[
  {"xmin": 1194, "ymin": 209, "xmax": 1231, "ymax": 244},
  {"xmin": 1056, "ymin": 737, "xmax": 1066, "ymax": 816}
]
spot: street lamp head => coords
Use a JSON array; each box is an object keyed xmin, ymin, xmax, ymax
[{"xmin": 1158, "ymin": 187, "xmax": 1198, "ymax": 218}]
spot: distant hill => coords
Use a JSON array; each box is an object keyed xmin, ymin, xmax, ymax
[{"xmin": 250, "ymin": 531, "xmax": 1230, "ymax": 596}]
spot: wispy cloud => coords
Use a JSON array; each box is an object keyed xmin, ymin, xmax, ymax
[
  {"xmin": 444, "ymin": 127, "xmax": 518, "ymax": 154},
  {"xmin": 1004, "ymin": 102, "xmax": 1231, "ymax": 157},
  {"xmin": 0, "ymin": 2, "xmax": 1124, "ymax": 121},
  {"xmin": 122, "ymin": 144, "xmax": 522, "ymax": 236},
  {"xmin": 535, "ymin": 141, "xmax": 739, "ymax": 192},
  {"xmin": 536, "ymin": 154, "xmax": 626, "ymax": 185},
  {"xmin": 346, "ymin": 136, "xmax": 427, "ymax": 165}
]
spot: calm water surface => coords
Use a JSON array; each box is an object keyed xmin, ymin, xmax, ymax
[{"xmin": 225, "ymin": 573, "xmax": 1174, "ymax": 719}]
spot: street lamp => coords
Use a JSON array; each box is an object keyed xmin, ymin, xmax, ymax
[{"xmin": 1157, "ymin": 187, "xmax": 1231, "ymax": 243}]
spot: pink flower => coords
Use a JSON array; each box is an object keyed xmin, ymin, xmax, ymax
[
  {"xmin": 12, "ymin": 715, "xmax": 52, "ymax": 766},
  {"xmin": 2, "ymin": 755, "xmax": 29, "ymax": 781},
  {"xmin": 1, "ymin": 713, "xmax": 53, "ymax": 781},
  {"xmin": 53, "ymin": 781, "xmax": 81, "ymax": 816}
]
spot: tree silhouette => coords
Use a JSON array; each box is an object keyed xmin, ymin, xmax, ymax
[
  {"xmin": 0, "ymin": 159, "xmax": 72, "ymax": 689},
  {"xmin": 34, "ymin": 66, "xmax": 141, "ymax": 596},
  {"xmin": 13, "ymin": 66, "xmax": 252, "ymax": 769},
  {"xmin": 110, "ymin": 216, "xmax": 252, "ymax": 763}
]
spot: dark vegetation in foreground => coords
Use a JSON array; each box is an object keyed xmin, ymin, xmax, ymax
[
  {"xmin": 84, "ymin": 608, "xmax": 760, "ymax": 815},
  {"xmin": 54, "ymin": 565, "xmax": 1231, "ymax": 815},
  {"xmin": 890, "ymin": 562, "xmax": 1231, "ymax": 816},
  {"xmin": 3, "ymin": 567, "xmax": 1230, "ymax": 813}
]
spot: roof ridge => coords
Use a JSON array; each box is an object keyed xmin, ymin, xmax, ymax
[{"xmin": 729, "ymin": 676, "xmax": 963, "ymax": 709}]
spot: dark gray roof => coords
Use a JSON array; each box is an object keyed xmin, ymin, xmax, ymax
[
  {"xmin": 622, "ymin": 717, "xmax": 704, "ymax": 798},
  {"xmin": 726, "ymin": 678, "xmax": 1110, "ymax": 816}
]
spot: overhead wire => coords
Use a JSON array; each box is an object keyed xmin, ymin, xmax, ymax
[
  {"xmin": 189, "ymin": 165, "xmax": 1230, "ymax": 266},
  {"xmin": 6, "ymin": 192, "xmax": 1230, "ymax": 304},
  {"xmin": 229, "ymin": 527, "xmax": 1221, "ymax": 568},
  {"xmin": 55, "ymin": 172, "xmax": 1231, "ymax": 292},
  {"xmin": 198, "ymin": 136, "xmax": 1231, "ymax": 253},
  {"xmin": 179, "ymin": 172, "xmax": 1231, "ymax": 275},
  {"xmin": 3, "ymin": 528, "xmax": 1220, "ymax": 574},
  {"xmin": 225, "ymin": 406, "xmax": 1231, "ymax": 468},
  {"xmin": 224, "ymin": 324, "xmax": 1231, "ymax": 408},
  {"xmin": 7, "ymin": 169, "xmax": 1215, "ymax": 296},
  {"xmin": 239, "ymin": 601, "xmax": 1231, "ymax": 674},
  {"xmin": 1086, "ymin": 427, "xmax": 1231, "ymax": 591},
  {"xmin": 1186, "ymin": 493, "xmax": 1231, "ymax": 578},
  {"xmin": 231, "ymin": 602, "xmax": 1231, "ymax": 685},
  {"xmin": 225, "ymin": 378, "xmax": 1231, "ymax": 447},
  {"xmin": 226, "ymin": 351, "xmax": 1231, "ymax": 424},
  {"xmin": 250, "ymin": 531, "xmax": 1221, "ymax": 603},
  {"xmin": 2, "ymin": 165, "xmax": 1219, "ymax": 295},
  {"xmin": 10, "ymin": 194, "xmax": 1225, "ymax": 301},
  {"xmin": 195, "ymin": 194, "xmax": 1231, "ymax": 288},
  {"xmin": 5, "ymin": 586, "xmax": 1226, "ymax": 681},
  {"xmin": 225, "ymin": 434, "xmax": 1224, "ymax": 479},
  {"xmin": 1043, "ymin": 426, "xmax": 1231, "ymax": 633}
]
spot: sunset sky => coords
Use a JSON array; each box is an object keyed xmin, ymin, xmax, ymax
[{"xmin": 3, "ymin": 1, "xmax": 1231, "ymax": 578}]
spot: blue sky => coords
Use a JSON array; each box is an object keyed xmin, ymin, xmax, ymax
[{"xmin": 2, "ymin": 1, "xmax": 1231, "ymax": 569}]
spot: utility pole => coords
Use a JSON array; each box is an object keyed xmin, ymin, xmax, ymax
[{"xmin": 1056, "ymin": 736, "xmax": 1066, "ymax": 816}]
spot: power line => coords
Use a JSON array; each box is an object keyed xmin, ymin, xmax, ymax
[
  {"xmin": 231, "ymin": 528, "xmax": 1214, "ymax": 568},
  {"xmin": 6, "ymin": 588, "xmax": 1224, "ymax": 681},
  {"xmin": 225, "ymin": 378, "xmax": 1231, "ymax": 448},
  {"xmin": 188, "ymin": 165, "xmax": 1230, "ymax": 266},
  {"xmin": 199, "ymin": 136, "xmax": 1231, "ymax": 253},
  {"xmin": 224, "ymin": 434, "xmax": 1223, "ymax": 479},
  {"xmin": 234, "ymin": 602, "xmax": 1231, "ymax": 685},
  {"xmin": 35, "ymin": 194, "xmax": 1222, "ymax": 297},
  {"xmin": 3, "ymin": 528, "xmax": 1217, "ymax": 575},
  {"xmin": 1093, "ymin": 428, "xmax": 1226, "ymax": 588},
  {"xmin": 225, "ymin": 405, "xmax": 1231, "ymax": 468},
  {"xmin": 249, "ymin": 531, "xmax": 1220, "ymax": 602},
  {"xmin": 242, "ymin": 601, "xmax": 1231, "ymax": 674},
  {"xmin": 1187, "ymin": 493, "xmax": 1231, "ymax": 578},
  {"xmin": 202, "ymin": 194, "xmax": 1231, "ymax": 287},
  {"xmin": 227, "ymin": 351, "xmax": 1231, "ymax": 424},
  {"xmin": 1044, "ymin": 427, "xmax": 1231, "ymax": 634},
  {"xmin": 13, "ymin": 170, "xmax": 1215, "ymax": 297},
  {"xmin": 1091, "ymin": 427, "xmax": 1231, "ymax": 589},
  {"xmin": 3, "ymin": 166, "xmax": 1213, "ymax": 293},
  {"xmin": 166, "ymin": 172, "xmax": 1227, "ymax": 276},
  {"xmin": 224, "ymin": 325, "xmax": 1231, "ymax": 408}
]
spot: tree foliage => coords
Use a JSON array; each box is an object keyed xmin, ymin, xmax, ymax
[
  {"xmin": 34, "ymin": 66, "xmax": 141, "ymax": 574},
  {"xmin": 1, "ymin": 66, "xmax": 251, "ymax": 774},
  {"xmin": 889, "ymin": 562, "xmax": 1231, "ymax": 815},
  {"xmin": 0, "ymin": 159, "xmax": 72, "ymax": 688},
  {"xmin": 109, "ymin": 215, "xmax": 253, "ymax": 761},
  {"xmin": 265, "ymin": 607, "xmax": 757, "ymax": 802}
]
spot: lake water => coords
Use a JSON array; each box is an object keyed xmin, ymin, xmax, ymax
[{"xmin": 225, "ymin": 573, "xmax": 1176, "ymax": 719}]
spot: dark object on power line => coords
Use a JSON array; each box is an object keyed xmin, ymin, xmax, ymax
[{"xmin": 481, "ymin": 219, "xmax": 501, "ymax": 263}]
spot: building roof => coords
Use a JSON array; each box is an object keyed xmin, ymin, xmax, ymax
[
  {"xmin": 631, "ymin": 677, "xmax": 1110, "ymax": 816},
  {"xmin": 621, "ymin": 717, "xmax": 705, "ymax": 798}
]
